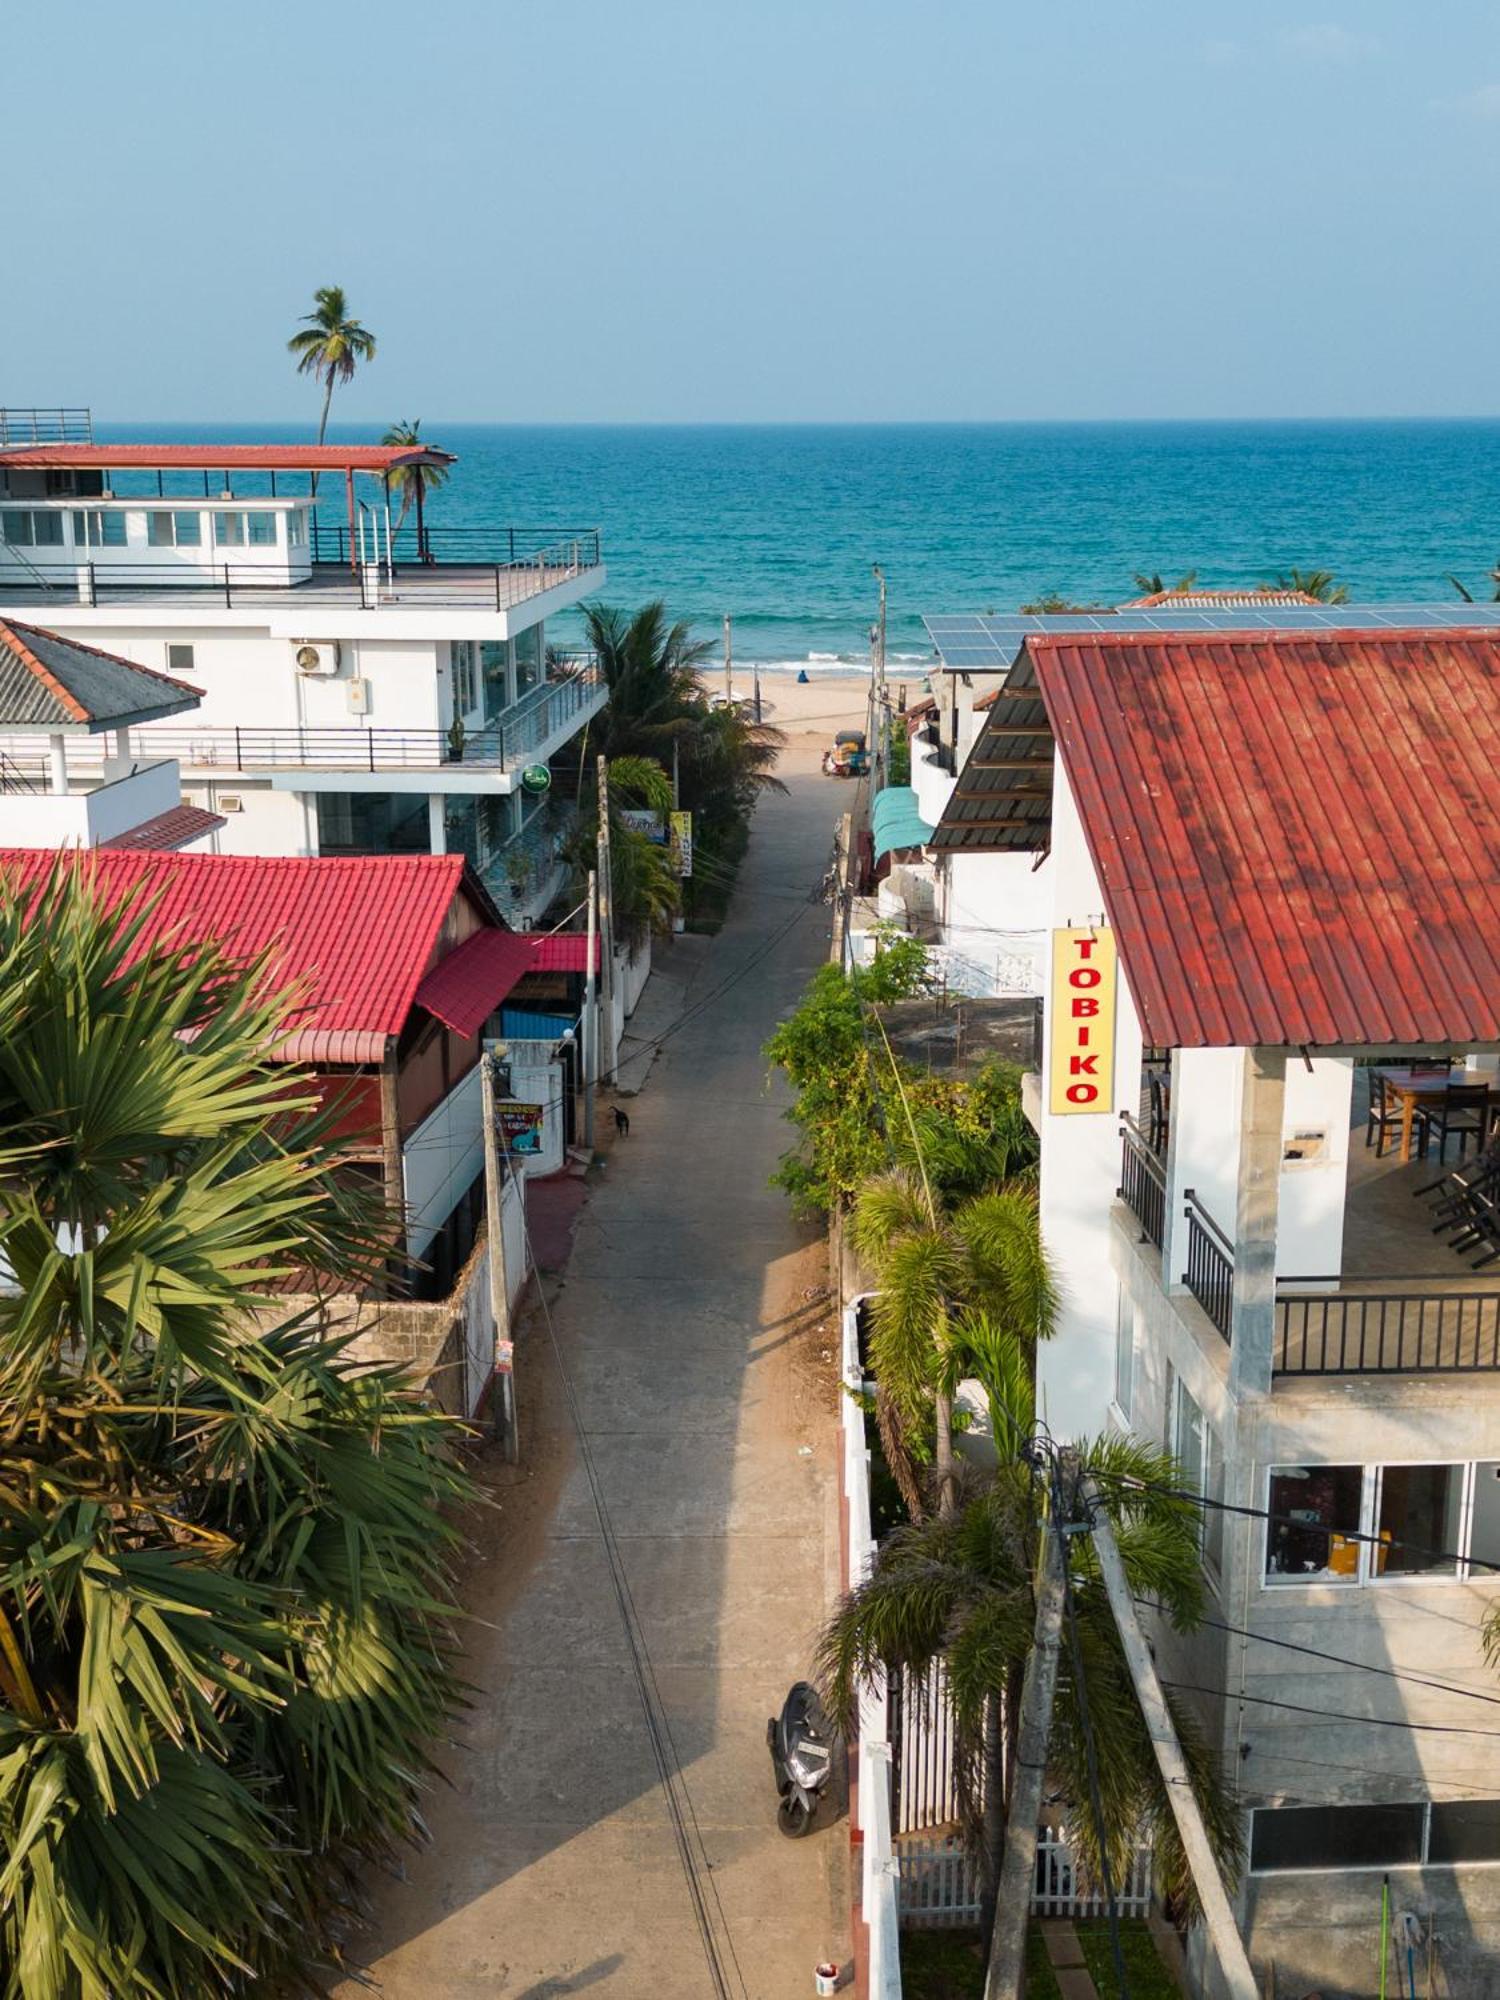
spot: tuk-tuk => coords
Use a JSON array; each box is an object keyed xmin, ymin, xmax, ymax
[{"xmin": 823, "ymin": 729, "xmax": 869, "ymax": 778}]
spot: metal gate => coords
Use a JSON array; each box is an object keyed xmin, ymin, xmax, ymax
[{"xmin": 888, "ymin": 1661, "xmax": 968, "ymax": 1834}]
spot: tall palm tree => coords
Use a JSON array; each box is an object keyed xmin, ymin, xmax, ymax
[
  {"xmin": 287, "ymin": 285, "xmax": 377, "ymax": 492},
  {"xmin": 819, "ymin": 1350, "xmax": 1242, "ymax": 1963},
  {"xmin": 583, "ymin": 601, "xmax": 715, "ymax": 761},
  {"xmin": 383, "ymin": 418, "xmax": 449, "ymax": 558},
  {"xmin": 0, "ymin": 860, "xmax": 468, "ymax": 1995},
  {"xmin": 1266, "ymin": 567, "xmax": 1349, "ymax": 602},
  {"xmin": 850, "ymin": 1167, "xmax": 1058, "ymax": 1521}
]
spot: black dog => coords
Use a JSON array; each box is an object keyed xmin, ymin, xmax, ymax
[{"xmin": 613, "ymin": 1105, "xmax": 630, "ymax": 1137}]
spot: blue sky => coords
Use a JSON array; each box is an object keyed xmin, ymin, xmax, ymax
[{"xmin": 10, "ymin": 1, "xmax": 1500, "ymax": 422}]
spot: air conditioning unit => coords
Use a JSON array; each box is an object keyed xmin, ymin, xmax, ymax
[
  {"xmin": 218, "ymin": 793, "xmax": 244, "ymax": 813},
  {"xmin": 346, "ymin": 676, "xmax": 371, "ymax": 715},
  {"xmin": 293, "ymin": 640, "xmax": 341, "ymax": 677}
]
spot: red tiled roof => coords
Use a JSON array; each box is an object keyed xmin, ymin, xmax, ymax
[
  {"xmin": 1125, "ymin": 588, "xmax": 1322, "ymax": 609},
  {"xmin": 0, "ymin": 849, "xmax": 470, "ymax": 1062},
  {"xmin": 100, "ymin": 804, "xmax": 226, "ymax": 851},
  {"xmin": 414, "ymin": 928, "xmax": 597, "ymax": 1037},
  {"xmin": 0, "ymin": 442, "xmax": 454, "ymax": 472},
  {"xmin": 1029, "ymin": 630, "xmax": 1500, "ymax": 1049}
]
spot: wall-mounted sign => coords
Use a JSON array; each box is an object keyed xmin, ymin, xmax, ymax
[
  {"xmin": 1048, "ymin": 926, "xmax": 1117, "ymax": 1116},
  {"xmin": 497, "ymin": 1102, "xmax": 545, "ymax": 1153},
  {"xmin": 669, "ymin": 810, "xmax": 693, "ymax": 878},
  {"xmin": 520, "ymin": 764, "xmax": 552, "ymax": 795},
  {"xmin": 618, "ymin": 807, "xmax": 667, "ymax": 843}
]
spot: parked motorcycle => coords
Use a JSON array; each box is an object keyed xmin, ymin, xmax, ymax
[{"xmin": 766, "ymin": 1681, "xmax": 835, "ymax": 1837}]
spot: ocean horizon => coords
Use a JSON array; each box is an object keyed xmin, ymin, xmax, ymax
[{"xmin": 97, "ymin": 417, "xmax": 1500, "ymax": 664}]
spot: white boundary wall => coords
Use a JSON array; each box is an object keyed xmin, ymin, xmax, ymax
[{"xmin": 842, "ymin": 1298, "xmax": 903, "ymax": 2000}]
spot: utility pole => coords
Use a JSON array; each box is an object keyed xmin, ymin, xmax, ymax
[
  {"xmin": 753, "ymin": 662, "xmax": 762, "ymax": 724},
  {"xmin": 871, "ymin": 563, "xmax": 888, "ymax": 794},
  {"xmin": 583, "ymin": 868, "xmax": 598, "ymax": 1149},
  {"xmin": 1083, "ymin": 1477, "xmax": 1260, "ymax": 2000},
  {"xmin": 596, "ymin": 754, "xmax": 617, "ymax": 1093},
  {"xmin": 723, "ymin": 611, "xmax": 733, "ymax": 710},
  {"xmin": 671, "ymin": 736, "xmax": 680, "ymax": 808},
  {"xmin": 984, "ymin": 1503, "xmax": 1066, "ymax": 2000},
  {"xmin": 479, "ymin": 1050, "xmax": 517, "ymax": 1463}
]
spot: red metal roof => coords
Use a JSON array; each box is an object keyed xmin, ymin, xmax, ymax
[
  {"xmin": 100, "ymin": 804, "xmax": 226, "ymax": 852},
  {"xmin": 1029, "ymin": 630, "xmax": 1500, "ymax": 1049},
  {"xmin": 0, "ymin": 850, "xmax": 470, "ymax": 1062},
  {"xmin": 414, "ymin": 928, "xmax": 597, "ymax": 1037},
  {"xmin": 0, "ymin": 442, "xmax": 455, "ymax": 472}
]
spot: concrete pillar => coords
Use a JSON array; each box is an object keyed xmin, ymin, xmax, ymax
[
  {"xmin": 1228, "ymin": 1046, "xmax": 1285, "ymax": 1401},
  {"xmin": 427, "ymin": 794, "xmax": 446, "ymax": 854},
  {"xmin": 47, "ymin": 733, "xmax": 68, "ymax": 796}
]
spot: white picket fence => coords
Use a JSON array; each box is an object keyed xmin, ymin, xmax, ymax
[{"xmin": 897, "ymin": 1823, "xmax": 1154, "ymax": 1930}]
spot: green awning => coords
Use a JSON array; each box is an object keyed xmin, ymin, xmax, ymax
[{"xmin": 872, "ymin": 785, "xmax": 934, "ymax": 863}]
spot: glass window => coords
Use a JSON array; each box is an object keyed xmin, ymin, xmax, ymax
[
  {"xmin": 452, "ymin": 641, "xmax": 478, "ymax": 716},
  {"xmin": 287, "ymin": 509, "xmax": 306, "ymax": 547},
  {"xmin": 247, "ymin": 512, "xmax": 277, "ymax": 546},
  {"xmin": 148, "ymin": 511, "xmax": 203, "ymax": 548},
  {"xmin": 1468, "ymin": 1463, "xmax": 1500, "ymax": 1579},
  {"xmin": 1266, "ymin": 1465, "xmax": 1364, "ymax": 1582},
  {"xmin": 1113, "ymin": 1294, "xmax": 1134, "ymax": 1419},
  {"xmin": 3, "ymin": 510, "xmax": 33, "ymax": 545},
  {"xmin": 314, "ymin": 792, "xmax": 430, "ymax": 857},
  {"xmin": 214, "ymin": 511, "xmax": 246, "ymax": 547},
  {"xmin": 1172, "ymin": 1378, "xmax": 1223, "ymax": 1577},
  {"xmin": 174, "ymin": 510, "xmax": 202, "ymax": 547},
  {"xmin": 32, "ymin": 511, "xmax": 64, "ymax": 546},
  {"xmin": 71, "ymin": 510, "xmax": 122, "ymax": 548},
  {"xmin": 166, "ymin": 644, "xmax": 195, "ymax": 677},
  {"xmin": 514, "ymin": 621, "xmax": 542, "ymax": 693},
  {"xmin": 1250, "ymin": 1804, "xmax": 1424, "ymax": 1873},
  {"xmin": 1375, "ymin": 1464, "xmax": 1465, "ymax": 1578},
  {"xmin": 1427, "ymin": 1801, "xmax": 1500, "ymax": 1864}
]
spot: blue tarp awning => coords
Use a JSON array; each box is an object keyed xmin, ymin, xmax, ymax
[{"xmin": 872, "ymin": 785, "xmax": 934, "ymax": 863}]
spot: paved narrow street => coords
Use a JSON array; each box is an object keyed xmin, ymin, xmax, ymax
[{"xmin": 336, "ymin": 738, "xmax": 851, "ymax": 1998}]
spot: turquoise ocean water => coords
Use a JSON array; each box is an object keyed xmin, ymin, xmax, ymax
[{"xmin": 100, "ymin": 420, "xmax": 1500, "ymax": 667}]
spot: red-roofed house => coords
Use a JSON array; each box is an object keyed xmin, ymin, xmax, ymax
[
  {"xmin": 0, "ymin": 849, "xmax": 595, "ymax": 1298},
  {"xmin": 909, "ymin": 619, "xmax": 1500, "ymax": 1988}
]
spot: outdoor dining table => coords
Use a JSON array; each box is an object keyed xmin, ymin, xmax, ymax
[{"xmin": 1374, "ymin": 1066, "xmax": 1499, "ymax": 1164}]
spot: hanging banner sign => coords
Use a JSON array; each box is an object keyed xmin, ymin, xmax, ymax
[
  {"xmin": 495, "ymin": 1338, "xmax": 515, "ymax": 1376},
  {"xmin": 618, "ymin": 807, "xmax": 668, "ymax": 843},
  {"xmin": 669, "ymin": 810, "xmax": 693, "ymax": 878},
  {"xmin": 497, "ymin": 1102, "xmax": 545, "ymax": 1153},
  {"xmin": 1049, "ymin": 927, "xmax": 1117, "ymax": 1115}
]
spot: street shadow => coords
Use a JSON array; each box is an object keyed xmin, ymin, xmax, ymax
[{"xmin": 515, "ymin": 1957, "xmax": 625, "ymax": 1998}]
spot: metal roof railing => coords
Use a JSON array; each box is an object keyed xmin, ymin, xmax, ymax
[{"xmin": 0, "ymin": 408, "xmax": 93, "ymax": 447}]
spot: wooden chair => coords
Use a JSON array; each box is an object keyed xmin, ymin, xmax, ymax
[
  {"xmin": 1366, "ymin": 1071, "xmax": 1404, "ymax": 1156},
  {"xmin": 1416, "ymin": 1083, "xmax": 1492, "ymax": 1164}
]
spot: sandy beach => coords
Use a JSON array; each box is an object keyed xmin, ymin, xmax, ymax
[{"xmin": 748, "ymin": 670, "xmax": 886, "ymax": 740}]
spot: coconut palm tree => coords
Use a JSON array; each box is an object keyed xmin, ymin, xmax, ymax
[
  {"xmin": 382, "ymin": 418, "xmax": 450, "ymax": 559},
  {"xmin": 0, "ymin": 860, "xmax": 468, "ymax": 1995},
  {"xmin": 565, "ymin": 752, "xmax": 680, "ymax": 947},
  {"xmin": 1131, "ymin": 569, "xmax": 1198, "ymax": 598},
  {"xmin": 1266, "ymin": 567, "xmax": 1349, "ymax": 602},
  {"xmin": 819, "ymin": 1359, "xmax": 1242, "ymax": 1962},
  {"xmin": 288, "ymin": 285, "xmax": 377, "ymax": 492},
  {"xmin": 849, "ymin": 1167, "xmax": 1058, "ymax": 1521}
]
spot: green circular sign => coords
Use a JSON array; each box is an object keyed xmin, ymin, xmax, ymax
[{"xmin": 520, "ymin": 764, "xmax": 552, "ymax": 795}]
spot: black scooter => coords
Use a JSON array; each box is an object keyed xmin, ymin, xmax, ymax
[{"xmin": 766, "ymin": 1681, "xmax": 834, "ymax": 1837}]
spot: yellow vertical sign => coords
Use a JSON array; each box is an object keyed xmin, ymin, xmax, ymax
[{"xmin": 1049, "ymin": 927, "xmax": 1117, "ymax": 1115}]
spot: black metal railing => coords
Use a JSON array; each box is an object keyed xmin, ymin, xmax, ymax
[
  {"xmin": 0, "ymin": 663, "xmax": 603, "ymax": 781},
  {"xmin": 1183, "ymin": 1189, "xmax": 1234, "ymax": 1344},
  {"xmin": 308, "ymin": 516, "xmax": 601, "ymax": 571},
  {"xmin": 1275, "ymin": 1277, "xmax": 1500, "ymax": 1376},
  {"xmin": 0, "ymin": 407, "xmax": 92, "ymax": 446},
  {"xmin": 1119, "ymin": 1113, "xmax": 1167, "ymax": 1250},
  {"xmin": 0, "ymin": 535, "xmax": 601, "ymax": 611}
]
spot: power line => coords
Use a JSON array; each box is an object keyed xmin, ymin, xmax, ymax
[
  {"xmin": 1234, "ymin": 1747, "xmax": 1500, "ymax": 1804},
  {"xmin": 1160, "ymin": 1680, "xmax": 1500, "ymax": 1740}
]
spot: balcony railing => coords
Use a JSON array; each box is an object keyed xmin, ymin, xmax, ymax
[
  {"xmin": 0, "ymin": 664, "xmax": 603, "ymax": 781},
  {"xmin": 1183, "ymin": 1189, "xmax": 1234, "ymax": 1345},
  {"xmin": 0, "ymin": 407, "xmax": 92, "ymax": 445},
  {"xmin": 477, "ymin": 801, "xmax": 579, "ymax": 924},
  {"xmin": 1275, "ymin": 1277, "xmax": 1500, "ymax": 1376},
  {"xmin": 1118, "ymin": 1113, "xmax": 1167, "ymax": 1250},
  {"xmin": 309, "ymin": 517, "xmax": 600, "ymax": 570}
]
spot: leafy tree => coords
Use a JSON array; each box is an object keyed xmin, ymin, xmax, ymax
[
  {"xmin": 382, "ymin": 418, "xmax": 450, "ymax": 556},
  {"xmin": 287, "ymin": 285, "xmax": 377, "ymax": 490},
  {"xmin": 0, "ymin": 862, "xmax": 468, "ymax": 1995},
  {"xmin": 568, "ymin": 753, "xmax": 680, "ymax": 947},
  {"xmin": 1448, "ymin": 565, "xmax": 1500, "ymax": 604},
  {"xmin": 850, "ymin": 1169, "xmax": 1057, "ymax": 1520},
  {"xmin": 1265, "ymin": 567, "xmax": 1349, "ymax": 603},
  {"xmin": 819, "ymin": 1357, "xmax": 1242, "ymax": 1959}
]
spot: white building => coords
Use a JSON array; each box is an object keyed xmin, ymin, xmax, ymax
[
  {"xmin": 912, "ymin": 608, "xmax": 1500, "ymax": 1997},
  {"xmin": 0, "ymin": 430, "xmax": 606, "ymax": 929}
]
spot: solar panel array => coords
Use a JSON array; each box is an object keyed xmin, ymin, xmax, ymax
[{"xmin": 923, "ymin": 603, "xmax": 1500, "ymax": 671}]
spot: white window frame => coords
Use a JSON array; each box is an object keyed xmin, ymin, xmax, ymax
[
  {"xmin": 1262, "ymin": 1460, "xmax": 1498, "ymax": 1588},
  {"xmin": 148, "ymin": 510, "xmax": 204, "ymax": 549},
  {"xmin": 1169, "ymin": 1372, "xmax": 1223, "ymax": 1587},
  {"xmin": 1111, "ymin": 1292, "xmax": 1135, "ymax": 1425}
]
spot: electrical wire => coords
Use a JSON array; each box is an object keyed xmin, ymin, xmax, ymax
[
  {"xmin": 1159, "ymin": 1681, "xmax": 1500, "ymax": 1739},
  {"xmin": 493, "ymin": 1120, "xmax": 747, "ymax": 2000}
]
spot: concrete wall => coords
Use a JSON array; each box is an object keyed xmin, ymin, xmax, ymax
[
  {"xmin": 402, "ymin": 1063, "xmax": 483, "ymax": 1260},
  {"xmin": 0, "ymin": 756, "xmax": 182, "ymax": 847}
]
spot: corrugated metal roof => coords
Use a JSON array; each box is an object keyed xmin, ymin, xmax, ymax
[
  {"xmin": 100, "ymin": 804, "xmax": 226, "ymax": 851},
  {"xmin": 0, "ymin": 442, "xmax": 454, "ymax": 471},
  {"xmin": 871, "ymin": 785, "xmax": 935, "ymax": 863},
  {"xmin": 0, "ymin": 849, "xmax": 473, "ymax": 1061},
  {"xmin": 1029, "ymin": 630, "xmax": 1500, "ymax": 1049},
  {"xmin": 931, "ymin": 656, "xmax": 1055, "ymax": 854},
  {"xmin": 1124, "ymin": 588, "xmax": 1323, "ymax": 608},
  {"xmin": 0, "ymin": 619, "xmax": 202, "ymax": 731},
  {"xmin": 414, "ymin": 929, "xmax": 597, "ymax": 1037}
]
